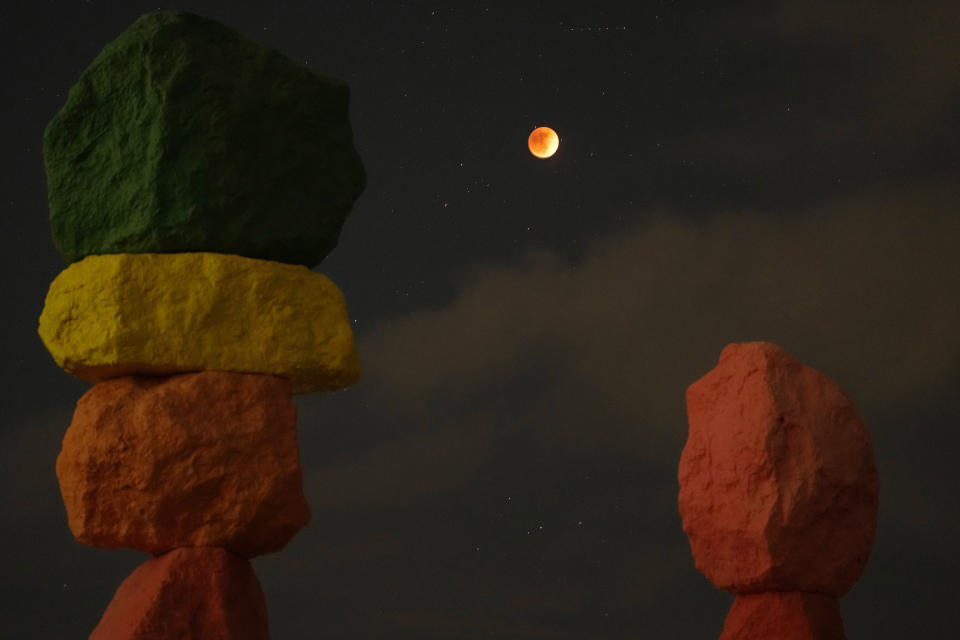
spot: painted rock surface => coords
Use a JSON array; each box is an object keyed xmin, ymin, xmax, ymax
[
  {"xmin": 90, "ymin": 547, "xmax": 270, "ymax": 640},
  {"xmin": 57, "ymin": 371, "xmax": 309, "ymax": 557},
  {"xmin": 38, "ymin": 252, "xmax": 361, "ymax": 393},
  {"xmin": 44, "ymin": 10, "xmax": 365, "ymax": 268},
  {"xmin": 719, "ymin": 592, "xmax": 846, "ymax": 640},
  {"xmin": 678, "ymin": 341, "xmax": 879, "ymax": 595}
]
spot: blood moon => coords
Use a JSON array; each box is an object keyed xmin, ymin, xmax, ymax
[{"xmin": 528, "ymin": 126, "xmax": 559, "ymax": 158}]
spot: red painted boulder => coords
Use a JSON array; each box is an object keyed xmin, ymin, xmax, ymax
[
  {"xmin": 56, "ymin": 371, "xmax": 310, "ymax": 558},
  {"xmin": 678, "ymin": 341, "xmax": 879, "ymax": 595},
  {"xmin": 90, "ymin": 547, "xmax": 270, "ymax": 640},
  {"xmin": 719, "ymin": 592, "xmax": 846, "ymax": 640}
]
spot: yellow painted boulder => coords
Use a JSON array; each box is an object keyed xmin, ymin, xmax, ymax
[{"xmin": 38, "ymin": 252, "xmax": 360, "ymax": 393}]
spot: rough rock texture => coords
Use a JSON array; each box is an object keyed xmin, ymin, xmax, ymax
[
  {"xmin": 43, "ymin": 10, "xmax": 365, "ymax": 268},
  {"xmin": 56, "ymin": 371, "xmax": 309, "ymax": 557},
  {"xmin": 38, "ymin": 252, "xmax": 361, "ymax": 394},
  {"xmin": 719, "ymin": 592, "xmax": 846, "ymax": 640},
  {"xmin": 678, "ymin": 341, "xmax": 878, "ymax": 596},
  {"xmin": 90, "ymin": 547, "xmax": 270, "ymax": 640}
]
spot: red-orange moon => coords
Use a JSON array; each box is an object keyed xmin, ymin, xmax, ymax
[{"xmin": 528, "ymin": 126, "xmax": 559, "ymax": 158}]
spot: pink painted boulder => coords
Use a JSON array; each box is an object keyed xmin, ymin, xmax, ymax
[
  {"xmin": 720, "ymin": 592, "xmax": 846, "ymax": 640},
  {"xmin": 90, "ymin": 547, "xmax": 270, "ymax": 639},
  {"xmin": 678, "ymin": 341, "xmax": 879, "ymax": 595}
]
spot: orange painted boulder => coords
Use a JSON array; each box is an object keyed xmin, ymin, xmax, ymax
[
  {"xmin": 90, "ymin": 547, "xmax": 270, "ymax": 640},
  {"xmin": 678, "ymin": 341, "xmax": 879, "ymax": 596},
  {"xmin": 719, "ymin": 592, "xmax": 846, "ymax": 640},
  {"xmin": 56, "ymin": 371, "xmax": 310, "ymax": 558}
]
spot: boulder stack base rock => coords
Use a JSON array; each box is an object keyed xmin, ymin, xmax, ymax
[
  {"xmin": 90, "ymin": 548, "xmax": 270, "ymax": 640},
  {"xmin": 679, "ymin": 341, "xmax": 879, "ymax": 638},
  {"xmin": 718, "ymin": 592, "xmax": 847, "ymax": 640},
  {"xmin": 38, "ymin": 9, "xmax": 366, "ymax": 638}
]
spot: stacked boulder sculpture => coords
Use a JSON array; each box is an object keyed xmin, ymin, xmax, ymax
[
  {"xmin": 38, "ymin": 10, "xmax": 364, "ymax": 638},
  {"xmin": 679, "ymin": 342, "xmax": 880, "ymax": 640}
]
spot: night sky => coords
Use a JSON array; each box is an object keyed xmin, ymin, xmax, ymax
[{"xmin": 2, "ymin": 1, "xmax": 959, "ymax": 638}]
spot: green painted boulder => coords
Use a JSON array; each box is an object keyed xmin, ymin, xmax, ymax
[{"xmin": 43, "ymin": 11, "xmax": 365, "ymax": 267}]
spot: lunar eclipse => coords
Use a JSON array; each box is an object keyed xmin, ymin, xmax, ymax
[{"xmin": 528, "ymin": 126, "xmax": 559, "ymax": 158}]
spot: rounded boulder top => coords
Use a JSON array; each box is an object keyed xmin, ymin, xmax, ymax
[{"xmin": 43, "ymin": 10, "xmax": 366, "ymax": 268}]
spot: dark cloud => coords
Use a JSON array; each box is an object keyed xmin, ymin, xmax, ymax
[
  {"xmin": 651, "ymin": 1, "xmax": 960, "ymax": 215},
  {"xmin": 305, "ymin": 411, "xmax": 500, "ymax": 509},
  {"xmin": 775, "ymin": 0, "xmax": 960, "ymax": 143},
  {"xmin": 357, "ymin": 174, "xmax": 959, "ymax": 450}
]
